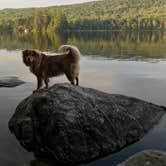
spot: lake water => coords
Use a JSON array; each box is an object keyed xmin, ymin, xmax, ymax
[{"xmin": 0, "ymin": 31, "xmax": 166, "ymax": 166}]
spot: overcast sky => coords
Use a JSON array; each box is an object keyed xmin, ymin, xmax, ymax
[{"xmin": 0, "ymin": 0, "xmax": 97, "ymax": 9}]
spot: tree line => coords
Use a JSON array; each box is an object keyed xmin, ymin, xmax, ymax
[
  {"xmin": 0, "ymin": 0, "xmax": 166, "ymax": 32},
  {"xmin": 0, "ymin": 11, "xmax": 165, "ymax": 33},
  {"xmin": 0, "ymin": 9, "xmax": 68, "ymax": 33}
]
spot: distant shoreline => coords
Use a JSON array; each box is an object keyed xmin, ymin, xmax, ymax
[
  {"xmin": 64, "ymin": 29, "xmax": 166, "ymax": 32},
  {"xmin": 0, "ymin": 29, "xmax": 165, "ymax": 34}
]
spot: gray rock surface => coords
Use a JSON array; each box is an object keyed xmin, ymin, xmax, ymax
[
  {"xmin": 8, "ymin": 83, "xmax": 165, "ymax": 165},
  {"xmin": 0, "ymin": 76, "xmax": 25, "ymax": 87},
  {"xmin": 118, "ymin": 150, "xmax": 166, "ymax": 166}
]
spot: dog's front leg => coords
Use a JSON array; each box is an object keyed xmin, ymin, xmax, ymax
[
  {"xmin": 33, "ymin": 76, "xmax": 43, "ymax": 93},
  {"xmin": 37, "ymin": 76, "xmax": 43, "ymax": 90},
  {"xmin": 44, "ymin": 78, "xmax": 49, "ymax": 89}
]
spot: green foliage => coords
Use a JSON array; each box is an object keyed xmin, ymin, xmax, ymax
[
  {"xmin": 0, "ymin": 0, "xmax": 166, "ymax": 32},
  {"xmin": 0, "ymin": 8, "xmax": 68, "ymax": 33}
]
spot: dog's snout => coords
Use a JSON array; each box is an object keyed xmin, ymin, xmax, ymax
[
  {"xmin": 26, "ymin": 57, "xmax": 32, "ymax": 63},
  {"xmin": 27, "ymin": 57, "xmax": 31, "ymax": 63}
]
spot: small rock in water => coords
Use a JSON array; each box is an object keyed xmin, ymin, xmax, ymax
[
  {"xmin": 8, "ymin": 83, "xmax": 165, "ymax": 165},
  {"xmin": 0, "ymin": 76, "xmax": 25, "ymax": 87},
  {"xmin": 118, "ymin": 150, "xmax": 166, "ymax": 166}
]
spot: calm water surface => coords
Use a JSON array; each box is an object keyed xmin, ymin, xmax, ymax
[{"xmin": 0, "ymin": 31, "xmax": 166, "ymax": 166}]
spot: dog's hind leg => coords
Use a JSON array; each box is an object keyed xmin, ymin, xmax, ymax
[
  {"xmin": 65, "ymin": 73, "xmax": 75, "ymax": 85},
  {"xmin": 76, "ymin": 76, "xmax": 79, "ymax": 86}
]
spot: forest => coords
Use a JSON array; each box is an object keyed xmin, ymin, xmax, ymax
[{"xmin": 0, "ymin": 0, "xmax": 166, "ymax": 32}]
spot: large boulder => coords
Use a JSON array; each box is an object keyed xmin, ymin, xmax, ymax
[
  {"xmin": 118, "ymin": 150, "xmax": 166, "ymax": 166},
  {"xmin": 8, "ymin": 83, "xmax": 165, "ymax": 165}
]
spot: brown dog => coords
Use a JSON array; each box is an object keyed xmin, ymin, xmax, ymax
[{"xmin": 22, "ymin": 45, "xmax": 80, "ymax": 91}]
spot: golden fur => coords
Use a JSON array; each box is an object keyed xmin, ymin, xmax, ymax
[{"xmin": 22, "ymin": 45, "xmax": 80, "ymax": 91}]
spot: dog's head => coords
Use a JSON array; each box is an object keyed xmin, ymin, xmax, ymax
[{"xmin": 22, "ymin": 49, "xmax": 42, "ymax": 67}]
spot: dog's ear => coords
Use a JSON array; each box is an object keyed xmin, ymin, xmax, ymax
[
  {"xmin": 22, "ymin": 50, "xmax": 28, "ymax": 56},
  {"xmin": 31, "ymin": 50, "xmax": 38, "ymax": 56}
]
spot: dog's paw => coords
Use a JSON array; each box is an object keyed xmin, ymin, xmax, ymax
[{"xmin": 33, "ymin": 89, "xmax": 38, "ymax": 94}]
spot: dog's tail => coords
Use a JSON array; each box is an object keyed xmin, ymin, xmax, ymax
[{"xmin": 58, "ymin": 45, "xmax": 80, "ymax": 62}]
